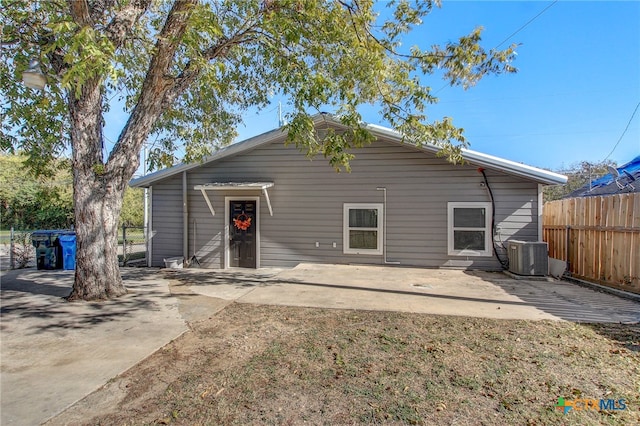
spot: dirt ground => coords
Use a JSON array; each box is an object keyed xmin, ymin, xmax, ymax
[{"xmin": 48, "ymin": 301, "xmax": 639, "ymax": 425}]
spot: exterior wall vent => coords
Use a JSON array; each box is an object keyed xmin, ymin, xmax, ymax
[{"xmin": 507, "ymin": 240, "xmax": 548, "ymax": 276}]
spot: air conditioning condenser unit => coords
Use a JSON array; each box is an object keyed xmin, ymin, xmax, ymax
[{"xmin": 507, "ymin": 240, "xmax": 548, "ymax": 276}]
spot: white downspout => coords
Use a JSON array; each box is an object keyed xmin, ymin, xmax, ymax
[
  {"xmin": 183, "ymin": 172, "xmax": 189, "ymax": 262},
  {"xmin": 147, "ymin": 187, "xmax": 153, "ymax": 267},
  {"xmin": 376, "ymin": 187, "xmax": 400, "ymax": 265},
  {"xmin": 538, "ymin": 184, "xmax": 544, "ymax": 242}
]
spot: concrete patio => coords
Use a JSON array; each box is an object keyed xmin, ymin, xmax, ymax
[{"xmin": 168, "ymin": 264, "xmax": 640, "ymax": 323}]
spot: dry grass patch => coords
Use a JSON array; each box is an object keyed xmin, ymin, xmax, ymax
[{"xmin": 52, "ymin": 303, "xmax": 639, "ymax": 425}]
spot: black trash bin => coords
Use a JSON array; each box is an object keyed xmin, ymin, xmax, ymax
[{"xmin": 32, "ymin": 230, "xmax": 57, "ymax": 270}]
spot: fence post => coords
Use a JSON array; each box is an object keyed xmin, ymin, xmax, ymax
[
  {"xmin": 566, "ymin": 225, "xmax": 571, "ymax": 276},
  {"xmin": 122, "ymin": 225, "xmax": 127, "ymax": 266},
  {"xmin": 10, "ymin": 226, "xmax": 15, "ymax": 270}
]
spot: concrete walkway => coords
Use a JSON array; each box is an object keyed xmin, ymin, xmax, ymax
[
  {"xmin": 2, "ymin": 264, "xmax": 639, "ymax": 425},
  {"xmin": 0, "ymin": 268, "xmax": 188, "ymax": 426}
]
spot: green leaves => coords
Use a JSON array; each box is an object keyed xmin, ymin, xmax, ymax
[
  {"xmin": 0, "ymin": 154, "xmax": 73, "ymax": 229},
  {"xmin": 285, "ymin": 112, "xmax": 376, "ymax": 172},
  {"xmin": 49, "ymin": 25, "xmax": 117, "ymax": 98}
]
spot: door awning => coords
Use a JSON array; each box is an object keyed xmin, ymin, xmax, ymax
[{"xmin": 194, "ymin": 182, "xmax": 274, "ymax": 217}]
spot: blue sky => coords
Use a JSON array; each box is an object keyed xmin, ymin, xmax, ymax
[
  {"xmin": 107, "ymin": 1, "xmax": 640, "ymax": 173},
  {"xmin": 417, "ymin": 0, "xmax": 640, "ymax": 171},
  {"xmin": 418, "ymin": 0, "xmax": 640, "ymax": 171}
]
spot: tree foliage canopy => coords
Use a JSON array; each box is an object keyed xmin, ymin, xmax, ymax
[
  {"xmin": 1, "ymin": 0, "xmax": 517, "ymax": 174},
  {"xmin": 120, "ymin": 186, "xmax": 144, "ymax": 227},
  {"xmin": 0, "ymin": 154, "xmax": 73, "ymax": 229}
]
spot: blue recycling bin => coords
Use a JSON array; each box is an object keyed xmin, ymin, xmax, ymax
[{"xmin": 58, "ymin": 234, "xmax": 77, "ymax": 270}]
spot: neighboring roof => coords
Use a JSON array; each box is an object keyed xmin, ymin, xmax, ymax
[
  {"xmin": 130, "ymin": 116, "xmax": 567, "ymax": 187},
  {"xmin": 565, "ymin": 155, "xmax": 640, "ymax": 198}
]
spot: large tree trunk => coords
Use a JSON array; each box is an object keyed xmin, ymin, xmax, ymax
[
  {"xmin": 66, "ymin": 76, "xmax": 127, "ymax": 301},
  {"xmin": 68, "ymin": 179, "xmax": 127, "ymax": 300}
]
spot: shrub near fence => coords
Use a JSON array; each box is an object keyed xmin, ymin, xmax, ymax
[{"xmin": 543, "ymin": 193, "xmax": 640, "ymax": 294}]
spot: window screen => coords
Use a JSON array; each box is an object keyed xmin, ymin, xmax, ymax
[
  {"xmin": 447, "ymin": 202, "xmax": 491, "ymax": 256},
  {"xmin": 343, "ymin": 204, "xmax": 383, "ymax": 255}
]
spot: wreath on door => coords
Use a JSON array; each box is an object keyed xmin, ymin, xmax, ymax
[{"xmin": 233, "ymin": 213, "xmax": 252, "ymax": 231}]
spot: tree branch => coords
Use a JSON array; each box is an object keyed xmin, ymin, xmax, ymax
[
  {"xmin": 104, "ymin": 0, "xmax": 152, "ymax": 51},
  {"xmin": 68, "ymin": 0, "xmax": 92, "ymax": 27},
  {"xmin": 107, "ymin": 0, "xmax": 197, "ymax": 182},
  {"xmin": 89, "ymin": 0, "xmax": 117, "ymax": 24},
  {"xmin": 161, "ymin": 22, "xmax": 260, "ymax": 109}
]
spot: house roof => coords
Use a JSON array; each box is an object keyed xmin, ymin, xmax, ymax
[
  {"xmin": 565, "ymin": 155, "xmax": 640, "ymax": 198},
  {"xmin": 130, "ymin": 115, "xmax": 567, "ymax": 187}
]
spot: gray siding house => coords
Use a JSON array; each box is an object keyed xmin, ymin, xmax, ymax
[{"xmin": 130, "ymin": 117, "xmax": 566, "ymax": 270}]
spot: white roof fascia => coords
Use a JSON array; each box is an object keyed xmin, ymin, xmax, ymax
[{"xmin": 457, "ymin": 149, "xmax": 567, "ymax": 185}]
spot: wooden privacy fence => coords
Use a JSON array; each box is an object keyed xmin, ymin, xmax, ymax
[{"xmin": 543, "ymin": 193, "xmax": 639, "ymax": 294}]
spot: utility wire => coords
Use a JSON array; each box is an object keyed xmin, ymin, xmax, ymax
[
  {"xmin": 604, "ymin": 101, "xmax": 640, "ymax": 161},
  {"xmin": 434, "ymin": 0, "xmax": 558, "ymax": 95},
  {"xmin": 494, "ymin": 0, "xmax": 559, "ymax": 49}
]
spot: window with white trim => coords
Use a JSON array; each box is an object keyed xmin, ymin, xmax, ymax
[
  {"xmin": 447, "ymin": 202, "xmax": 492, "ymax": 256},
  {"xmin": 343, "ymin": 203, "xmax": 383, "ymax": 255}
]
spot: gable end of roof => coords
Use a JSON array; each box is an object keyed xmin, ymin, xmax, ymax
[{"xmin": 131, "ymin": 118, "xmax": 567, "ymax": 187}]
